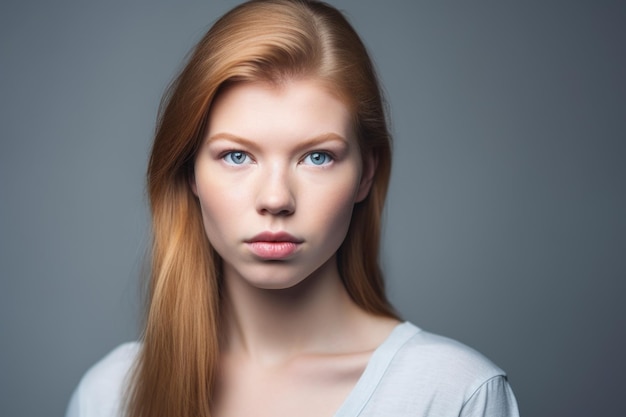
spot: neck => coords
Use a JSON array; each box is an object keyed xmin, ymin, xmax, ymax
[{"xmin": 220, "ymin": 256, "xmax": 366, "ymax": 365}]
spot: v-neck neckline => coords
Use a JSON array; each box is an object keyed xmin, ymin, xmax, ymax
[{"xmin": 332, "ymin": 322, "xmax": 420, "ymax": 417}]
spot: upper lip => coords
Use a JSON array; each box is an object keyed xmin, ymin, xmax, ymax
[{"xmin": 246, "ymin": 231, "xmax": 303, "ymax": 243}]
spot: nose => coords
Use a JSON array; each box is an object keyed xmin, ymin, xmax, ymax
[{"xmin": 255, "ymin": 164, "xmax": 295, "ymax": 216}]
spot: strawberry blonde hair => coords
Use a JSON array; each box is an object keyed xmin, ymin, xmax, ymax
[{"xmin": 127, "ymin": 1, "xmax": 396, "ymax": 416}]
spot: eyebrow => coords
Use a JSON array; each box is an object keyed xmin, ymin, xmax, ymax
[{"xmin": 206, "ymin": 132, "xmax": 349, "ymax": 151}]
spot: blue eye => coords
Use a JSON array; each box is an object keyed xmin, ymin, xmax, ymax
[
  {"xmin": 304, "ymin": 152, "xmax": 332, "ymax": 166},
  {"xmin": 223, "ymin": 151, "xmax": 250, "ymax": 165}
]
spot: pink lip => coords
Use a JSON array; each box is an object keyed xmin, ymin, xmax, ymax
[{"xmin": 245, "ymin": 232, "xmax": 303, "ymax": 259}]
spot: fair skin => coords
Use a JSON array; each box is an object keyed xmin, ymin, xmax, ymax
[{"xmin": 192, "ymin": 79, "xmax": 399, "ymax": 417}]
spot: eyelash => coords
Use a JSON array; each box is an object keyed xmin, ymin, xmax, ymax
[
  {"xmin": 222, "ymin": 150, "xmax": 252, "ymax": 165},
  {"xmin": 219, "ymin": 150, "xmax": 335, "ymax": 166},
  {"xmin": 302, "ymin": 151, "xmax": 334, "ymax": 166}
]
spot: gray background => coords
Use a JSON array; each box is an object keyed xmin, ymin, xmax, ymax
[{"xmin": 1, "ymin": 1, "xmax": 624, "ymax": 416}]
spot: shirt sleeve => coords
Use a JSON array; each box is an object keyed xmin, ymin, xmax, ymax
[
  {"xmin": 64, "ymin": 384, "xmax": 81, "ymax": 417},
  {"xmin": 459, "ymin": 375, "xmax": 520, "ymax": 417},
  {"xmin": 63, "ymin": 343, "xmax": 140, "ymax": 417}
]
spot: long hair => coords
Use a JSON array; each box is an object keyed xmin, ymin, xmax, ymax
[{"xmin": 127, "ymin": 1, "xmax": 396, "ymax": 416}]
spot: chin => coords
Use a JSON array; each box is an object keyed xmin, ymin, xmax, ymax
[
  {"xmin": 243, "ymin": 270, "xmax": 312, "ymax": 291},
  {"xmin": 232, "ymin": 261, "xmax": 329, "ymax": 292}
]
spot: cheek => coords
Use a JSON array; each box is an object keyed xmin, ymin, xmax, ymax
[
  {"xmin": 310, "ymin": 174, "xmax": 361, "ymax": 236},
  {"xmin": 323, "ymin": 189, "xmax": 356, "ymax": 222},
  {"xmin": 195, "ymin": 179, "xmax": 244, "ymax": 242}
]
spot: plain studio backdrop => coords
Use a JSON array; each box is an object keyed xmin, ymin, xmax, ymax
[{"xmin": 1, "ymin": 1, "xmax": 624, "ymax": 416}]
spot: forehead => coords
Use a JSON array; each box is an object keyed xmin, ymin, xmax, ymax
[{"xmin": 206, "ymin": 79, "xmax": 356, "ymax": 145}]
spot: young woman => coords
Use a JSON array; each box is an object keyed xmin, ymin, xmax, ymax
[{"xmin": 66, "ymin": 1, "xmax": 519, "ymax": 416}]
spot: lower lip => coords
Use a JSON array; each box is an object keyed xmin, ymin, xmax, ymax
[{"xmin": 247, "ymin": 242, "xmax": 300, "ymax": 259}]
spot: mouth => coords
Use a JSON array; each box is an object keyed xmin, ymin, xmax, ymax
[
  {"xmin": 245, "ymin": 232, "xmax": 303, "ymax": 259},
  {"xmin": 246, "ymin": 231, "xmax": 303, "ymax": 243}
]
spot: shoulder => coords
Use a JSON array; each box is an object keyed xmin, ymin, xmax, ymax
[
  {"xmin": 393, "ymin": 323, "xmax": 506, "ymax": 389},
  {"xmin": 359, "ymin": 322, "xmax": 519, "ymax": 416},
  {"xmin": 65, "ymin": 342, "xmax": 140, "ymax": 417}
]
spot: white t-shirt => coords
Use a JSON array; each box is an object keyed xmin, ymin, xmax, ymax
[{"xmin": 66, "ymin": 322, "xmax": 519, "ymax": 417}]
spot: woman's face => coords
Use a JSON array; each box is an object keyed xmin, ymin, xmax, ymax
[{"xmin": 192, "ymin": 79, "xmax": 373, "ymax": 290}]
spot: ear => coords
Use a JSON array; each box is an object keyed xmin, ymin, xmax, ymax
[
  {"xmin": 189, "ymin": 167, "xmax": 199, "ymax": 197},
  {"xmin": 355, "ymin": 151, "xmax": 377, "ymax": 203}
]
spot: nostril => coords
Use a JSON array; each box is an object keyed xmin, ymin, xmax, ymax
[
  {"xmin": 254, "ymin": 165, "xmax": 297, "ymax": 215},
  {"xmin": 276, "ymin": 207, "xmax": 294, "ymax": 216},
  {"xmin": 259, "ymin": 201, "xmax": 295, "ymax": 216},
  {"xmin": 256, "ymin": 182, "xmax": 296, "ymax": 216}
]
